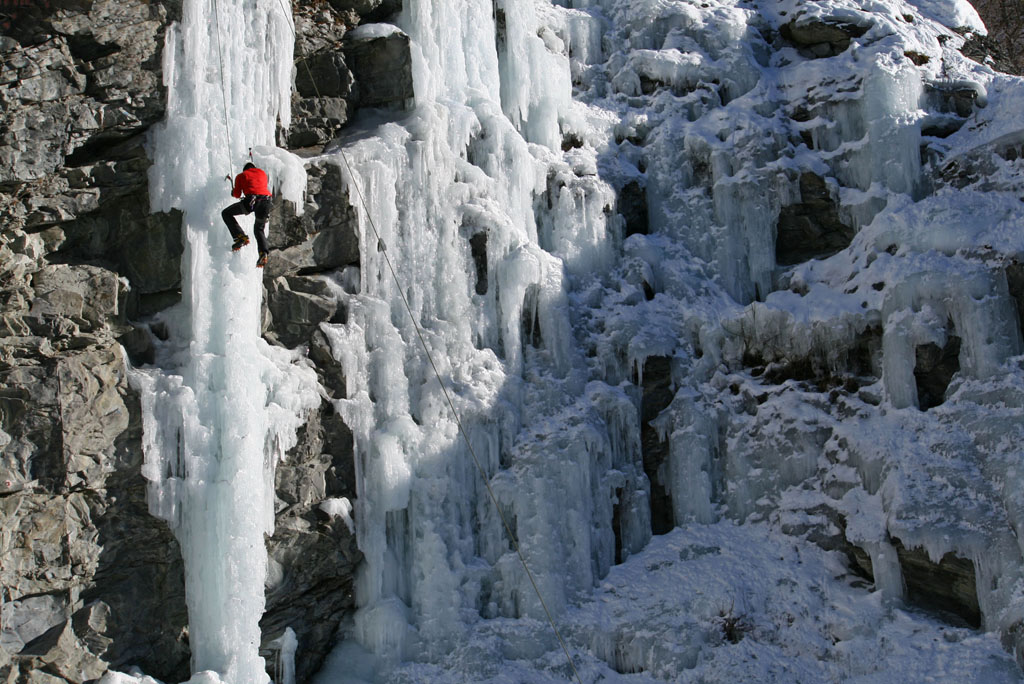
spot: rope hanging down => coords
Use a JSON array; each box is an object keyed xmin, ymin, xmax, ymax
[
  {"xmin": 272, "ymin": 2, "xmax": 584, "ymax": 682},
  {"xmin": 211, "ymin": 0, "xmax": 236, "ymax": 179}
]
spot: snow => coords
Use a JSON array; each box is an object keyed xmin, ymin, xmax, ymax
[
  {"xmin": 347, "ymin": 23, "xmax": 402, "ymax": 41},
  {"xmin": 321, "ymin": 497, "xmax": 356, "ymax": 533},
  {"xmin": 119, "ymin": 0, "xmax": 1024, "ymax": 680},
  {"xmin": 903, "ymin": 0, "xmax": 985, "ymax": 32},
  {"xmin": 317, "ymin": 523, "xmax": 1022, "ymax": 683}
]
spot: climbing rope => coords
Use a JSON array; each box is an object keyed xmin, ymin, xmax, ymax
[
  {"xmin": 211, "ymin": 0, "xmax": 236, "ymax": 179},
  {"xmin": 272, "ymin": 2, "xmax": 584, "ymax": 682}
]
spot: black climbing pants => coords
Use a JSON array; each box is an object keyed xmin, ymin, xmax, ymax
[{"xmin": 222, "ymin": 195, "xmax": 272, "ymax": 253}]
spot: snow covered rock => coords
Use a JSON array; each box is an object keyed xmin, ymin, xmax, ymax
[{"xmin": 780, "ymin": 16, "xmax": 871, "ymax": 58}]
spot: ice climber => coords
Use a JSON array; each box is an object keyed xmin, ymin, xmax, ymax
[{"xmin": 222, "ymin": 162, "xmax": 272, "ymax": 268}]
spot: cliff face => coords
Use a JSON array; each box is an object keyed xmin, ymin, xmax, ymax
[
  {"xmin": 1, "ymin": 1, "xmax": 189, "ymax": 680},
  {"xmin": 3, "ymin": 0, "xmax": 1024, "ymax": 682},
  {"xmin": 0, "ymin": 0, "xmax": 410, "ymax": 680}
]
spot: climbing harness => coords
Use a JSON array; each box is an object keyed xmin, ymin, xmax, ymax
[{"xmin": 271, "ymin": 2, "xmax": 584, "ymax": 682}]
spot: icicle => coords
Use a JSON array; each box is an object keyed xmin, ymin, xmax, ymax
[
  {"xmin": 266, "ymin": 627, "xmax": 298, "ymax": 684},
  {"xmin": 865, "ymin": 540, "xmax": 906, "ymax": 603}
]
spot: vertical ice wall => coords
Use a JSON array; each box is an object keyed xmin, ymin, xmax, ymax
[
  {"xmin": 314, "ymin": 0, "xmax": 652, "ymax": 667},
  {"xmin": 132, "ymin": 0, "xmax": 318, "ymax": 682}
]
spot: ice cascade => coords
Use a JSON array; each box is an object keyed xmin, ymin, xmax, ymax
[
  {"xmin": 130, "ymin": 0, "xmax": 318, "ymax": 682},
  {"xmin": 110, "ymin": 0, "xmax": 1024, "ymax": 678},
  {"xmin": 311, "ymin": 0, "xmax": 651, "ymax": 670},
  {"xmin": 311, "ymin": 0, "xmax": 1024, "ymax": 678}
]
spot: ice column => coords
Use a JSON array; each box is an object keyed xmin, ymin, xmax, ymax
[
  {"xmin": 494, "ymin": 0, "xmax": 572, "ymax": 149},
  {"xmin": 323, "ymin": 112, "xmax": 482, "ymax": 660},
  {"xmin": 134, "ymin": 0, "xmax": 314, "ymax": 682},
  {"xmin": 321, "ymin": 0, "xmax": 623, "ymax": 662},
  {"xmin": 881, "ymin": 269, "xmax": 1022, "ymax": 408}
]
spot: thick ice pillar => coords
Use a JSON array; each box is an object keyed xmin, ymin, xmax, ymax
[{"xmin": 135, "ymin": 0, "xmax": 308, "ymax": 682}]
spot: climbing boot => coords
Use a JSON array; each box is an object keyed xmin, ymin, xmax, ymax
[
  {"xmin": 256, "ymin": 251, "xmax": 268, "ymax": 268},
  {"xmin": 232, "ymin": 234, "xmax": 250, "ymax": 251}
]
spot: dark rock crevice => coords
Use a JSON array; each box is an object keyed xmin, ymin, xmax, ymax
[
  {"xmin": 895, "ymin": 540, "xmax": 981, "ymax": 628},
  {"xmin": 1005, "ymin": 259, "xmax": 1024, "ymax": 339},
  {"xmin": 522, "ymin": 284, "xmax": 543, "ymax": 349},
  {"xmin": 914, "ymin": 331, "xmax": 961, "ymax": 410},
  {"xmin": 780, "ymin": 18, "xmax": 870, "ymax": 58},
  {"xmin": 775, "ymin": 173, "xmax": 854, "ymax": 266},
  {"xmin": 469, "ymin": 230, "xmax": 488, "ymax": 295},
  {"xmin": 638, "ymin": 356, "xmax": 674, "ymax": 535},
  {"xmin": 619, "ymin": 180, "xmax": 648, "ymax": 238},
  {"xmin": 611, "ymin": 486, "xmax": 625, "ymax": 564},
  {"xmin": 848, "ymin": 536, "xmax": 980, "ymax": 628},
  {"xmin": 742, "ymin": 324, "xmax": 881, "ymax": 394}
]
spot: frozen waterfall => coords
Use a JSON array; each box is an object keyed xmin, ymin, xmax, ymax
[
  {"xmin": 318, "ymin": 0, "xmax": 645, "ymax": 663},
  {"xmin": 110, "ymin": 0, "xmax": 1024, "ymax": 679},
  {"xmin": 129, "ymin": 0, "xmax": 318, "ymax": 682}
]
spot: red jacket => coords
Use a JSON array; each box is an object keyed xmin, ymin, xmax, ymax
[{"xmin": 232, "ymin": 167, "xmax": 270, "ymax": 198}]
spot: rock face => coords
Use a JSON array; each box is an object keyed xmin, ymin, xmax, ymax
[
  {"xmin": 265, "ymin": 276, "xmax": 344, "ymax": 348},
  {"xmin": 258, "ymin": 140, "xmax": 363, "ymax": 684},
  {"xmin": 780, "ymin": 17, "xmax": 870, "ymax": 58},
  {"xmin": 775, "ymin": 173, "xmax": 853, "ymax": 266},
  {"xmin": 293, "ymin": 48, "xmax": 354, "ymax": 149},
  {"xmin": 289, "ymin": 4, "xmax": 356, "ymax": 149},
  {"xmin": 287, "ymin": 6, "xmax": 413, "ymax": 149},
  {"xmin": 343, "ymin": 26, "xmax": 414, "ymax": 110},
  {"xmin": 1, "ymin": 1, "xmax": 169, "ymax": 185},
  {"xmin": 0, "ymin": 339, "xmax": 190, "ymax": 682},
  {"xmin": 1, "ymin": 1, "xmax": 193, "ymax": 680},
  {"xmin": 265, "ymin": 160, "xmax": 360, "ymax": 278},
  {"xmin": 261, "ymin": 400, "xmax": 360, "ymax": 684}
]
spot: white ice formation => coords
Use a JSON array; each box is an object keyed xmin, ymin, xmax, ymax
[
  {"xmin": 128, "ymin": 0, "xmax": 319, "ymax": 682},
  {"xmin": 122, "ymin": 0, "xmax": 1024, "ymax": 680}
]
